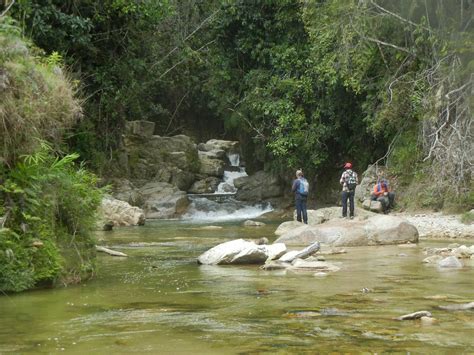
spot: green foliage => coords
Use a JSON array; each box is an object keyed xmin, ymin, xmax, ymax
[
  {"xmin": 6, "ymin": 0, "xmax": 472, "ymax": 211},
  {"xmin": 0, "ymin": 144, "xmax": 103, "ymax": 292},
  {"xmin": 206, "ymin": 0, "xmax": 384, "ymax": 175},
  {"xmin": 0, "ymin": 20, "xmax": 81, "ymax": 165},
  {"xmin": 460, "ymin": 210, "xmax": 474, "ymax": 225},
  {"xmin": 10, "ymin": 0, "xmax": 175, "ymax": 168}
]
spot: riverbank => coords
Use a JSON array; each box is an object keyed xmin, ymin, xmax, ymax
[{"xmin": 394, "ymin": 212, "xmax": 474, "ymax": 240}]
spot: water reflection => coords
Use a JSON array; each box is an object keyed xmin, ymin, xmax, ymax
[{"xmin": 0, "ymin": 220, "xmax": 473, "ymax": 353}]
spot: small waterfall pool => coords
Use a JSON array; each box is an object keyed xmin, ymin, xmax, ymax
[{"xmin": 184, "ymin": 152, "xmax": 273, "ymax": 222}]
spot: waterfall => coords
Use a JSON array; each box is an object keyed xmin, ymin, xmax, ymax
[
  {"xmin": 183, "ymin": 152, "xmax": 273, "ymax": 222},
  {"xmin": 215, "ymin": 153, "xmax": 247, "ymax": 194}
]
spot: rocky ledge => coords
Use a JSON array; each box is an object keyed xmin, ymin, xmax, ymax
[{"xmin": 273, "ymin": 207, "xmax": 418, "ymax": 247}]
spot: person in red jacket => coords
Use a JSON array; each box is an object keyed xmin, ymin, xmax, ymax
[
  {"xmin": 370, "ymin": 179, "xmax": 395, "ymax": 212},
  {"xmin": 340, "ymin": 162, "xmax": 358, "ymax": 219}
]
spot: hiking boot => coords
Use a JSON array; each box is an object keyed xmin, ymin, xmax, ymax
[{"xmin": 350, "ymin": 216, "xmax": 354, "ymax": 220}]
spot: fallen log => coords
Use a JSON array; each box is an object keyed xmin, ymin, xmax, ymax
[
  {"xmin": 396, "ymin": 311, "xmax": 432, "ymax": 320},
  {"xmin": 96, "ymin": 245, "xmax": 128, "ymax": 257},
  {"xmin": 279, "ymin": 241, "xmax": 320, "ymax": 263}
]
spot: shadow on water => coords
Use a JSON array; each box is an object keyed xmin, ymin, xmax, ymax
[{"xmin": 0, "ymin": 219, "xmax": 473, "ymax": 353}]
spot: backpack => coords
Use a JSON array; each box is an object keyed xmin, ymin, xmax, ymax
[
  {"xmin": 298, "ymin": 177, "xmax": 309, "ymax": 196},
  {"xmin": 346, "ymin": 171, "xmax": 357, "ymax": 191}
]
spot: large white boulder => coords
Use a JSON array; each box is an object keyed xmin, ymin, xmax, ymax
[
  {"xmin": 275, "ymin": 214, "xmax": 418, "ymax": 246},
  {"xmin": 197, "ymin": 239, "xmax": 287, "ymax": 265},
  {"xmin": 99, "ymin": 195, "xmax": 145, "ymax": 227},
  {"xmin": 275, "ymin": 221, "xmax": 306, "ymax": 235}
]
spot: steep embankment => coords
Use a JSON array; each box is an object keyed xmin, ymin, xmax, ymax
[{"xmin": 0, "ymin": 20, "xmax": 102, "ymax": 292}]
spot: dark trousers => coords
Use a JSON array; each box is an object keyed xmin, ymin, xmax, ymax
[
  {"xmin": 296, "ymin": 198, "xmax": 308, "ymax": 224},
  {"xmin": 371, "ymin": 192, "xmax": 395, "ymax": 211},
  {"xmin": 342, "ymin": 190, "xmax": 355, "ymax": 217}
]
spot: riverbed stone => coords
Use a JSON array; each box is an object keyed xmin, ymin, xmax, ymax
[
  {"xmin": 188, "ymin": 177, "xmax": 221, "ymax": 194},
  {"xmin": 275, "ymin": 214, "xmax": 418, "ymax": 246},
  {"xmin": 197, "ymin": 239, "xmax": 286, "ymax": 265},
  {"xmin": 98, "ymin": 195, "xmax": 145, "ymax": 227},
  {"xmin": 437, "ymin": 256, "xmax": 463, "ymax": 268},
  {"xmin": 278, "ymin": 242, "xmax": 320, "ymax": 262},
  {"xmin": 264, "ymin": 243, "xmax": 287, "ymax": 260},
  {"xmin": 438, "ymin": 302, "xmax": 474, "ymax": 311},
  {"xmin": 243, "ymin": 220, "xmax": 266, "ymax": 227},
  {"xmin": 292, "ymin": 210, "xmax": 325, "ymax": 225},
  {"xmin": 138, "ymin": 182, "xmax": 189, "ymax": 219},
  {"xmin": 288, "ymin": 259, "xmax": 340, "ymax": 273},
  {"xmin": 362, "ymin": 199, "xmax": 383, "ymax": 213},
  {"xmin": 396, "ymin": 310, "xmax": 432, "ymax": 320},
  {"xmin": 453, "ymin": 245, "xmax": 472, "ymax": 258},
  {"xmin": 423, "ymin": 255, "xmax": 443, "ymax": 263},
  {"xmin": 275, "ymin": 221, "xmax": 306, "ymax": 235},
  {"xmin": 420, "ymin": 316, "xmax": 437, "ymax": 325},
  {"xmin": 261, "ymin": 260, "xmax": 290, "ymax": 270}
]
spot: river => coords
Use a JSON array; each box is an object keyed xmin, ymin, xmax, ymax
[{"xmin": 0, "ymin": 219, "xmax": 473, "ymax": 353}]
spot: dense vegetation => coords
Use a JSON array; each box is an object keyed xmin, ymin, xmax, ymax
[
  {"xmin": 0, "ymin": 19, "xmax": 102, "ymax": 292},
  {"xmin": 4, "ymin": 0, "xmax": 470, "ymax": 210},
  {"xmin": 0, "ymin": 0, "xmax": 472, "ymax": 293}
]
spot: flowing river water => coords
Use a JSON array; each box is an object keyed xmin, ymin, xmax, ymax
[{"xmin": 0, "ymin": 219, "xmax": 473, "ymax": 354}]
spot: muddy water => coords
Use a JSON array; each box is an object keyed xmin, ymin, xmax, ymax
[{"xmin": 0, "ymin": 220, "xmax": 473, "ymax": 353}]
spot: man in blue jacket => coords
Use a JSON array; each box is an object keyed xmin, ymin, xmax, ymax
[{"xmin": 292, "ymin": 170, "xmax": 309, "ymax": 224}]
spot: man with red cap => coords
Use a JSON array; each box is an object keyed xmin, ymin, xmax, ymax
[{"xmin": 339, "ymin": 162, "xmax": 358, "ymax": 219}]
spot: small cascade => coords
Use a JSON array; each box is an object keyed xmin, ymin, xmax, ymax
[
  {"xmin": 215, "ymin": 153, "xmax": 247, "ymax": 194},
  {"xmin": 183, "ymin": 152, "xmax": 273, "ymax": 222}
]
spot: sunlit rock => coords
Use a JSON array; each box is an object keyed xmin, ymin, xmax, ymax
[
  {"xmin": 197, "ymin": 239, "xmax": 286, "ymax": 265},
  {"xmin": 98, "ymin": 195, "xmax": 145, "ymax": 227},
  {"xmin": 275, "ymin": 214, "xmax": 418, "ymax": 246},
  {"xmin": 288, "ymin": 259, "xmax": 340, "ymax": 273},
  {"xmin": 279, "ymin": 242, "xmax": 320, "ymax": 262},
  {"xmin": 275, "ymin": 221, "xmax": 307, "ymax": 236},
  {"xmin": 437, "ymin": 256, "xmax": 463, "ymax": 268},
  {"xmin": 396, "ymin": 310, "xmax": 432, "ymax": 320},
  {"xmin": 423, "ymin": 255, "xmax": 443, "ymax": 263}
]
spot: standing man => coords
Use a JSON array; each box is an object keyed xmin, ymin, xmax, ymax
[
  {"xmin": 340, "ymin": 162, "xmax": 358, "ymax": 219},
  {"xmin": 292, "ymin": 169, "xmax": 309, "ymax": 224}
]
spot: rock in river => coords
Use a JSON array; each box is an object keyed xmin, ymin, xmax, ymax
[
  {"xmin": 197, "ymin": 239, "xmax": 287, "ymax": 265},
  {"xmin": 275, "ymin": 214, "xmax": 418, "ymax": 247}
]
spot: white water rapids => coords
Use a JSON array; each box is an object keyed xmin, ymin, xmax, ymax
[{"xmin": 182, "ymin": 152, "xmax": 273, "ymax": 222}]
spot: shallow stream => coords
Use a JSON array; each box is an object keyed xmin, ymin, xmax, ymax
[{"xmin": 1, "ymin": 220, "xmax": 473, "ymax": 353}]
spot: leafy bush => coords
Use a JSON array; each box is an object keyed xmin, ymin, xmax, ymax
[
  {"xmin": 0, "ymin": 18, "xmax": 81, "ymax": 165},
  {"xmin": 0, "ymin": 143, "xmax": 103, "ymax": 293}
]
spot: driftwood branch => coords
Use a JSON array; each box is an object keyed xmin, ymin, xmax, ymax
[
  {"xmin": 369, "ymin": 1, "xmax": 432, "ymax": 32},
  {"xmin": 96, "ymin": 245, "xmax": 128, "ymax": 257},
  {"xmin": 151, "ymin": 10, "xmax": 220, "ymax": 69},
  {"xmin": 0, "ymin": 0, "xmax": 15, "ymax": 18}
]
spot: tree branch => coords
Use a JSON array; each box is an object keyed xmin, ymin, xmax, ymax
[{"xmin": 0, "ymin": 0, "xmax": 15, "ymax": 18}]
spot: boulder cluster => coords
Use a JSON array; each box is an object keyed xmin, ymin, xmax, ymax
[{"xmin": 97, "ymin": 120, "xmax": 284, "ymax": 226}]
